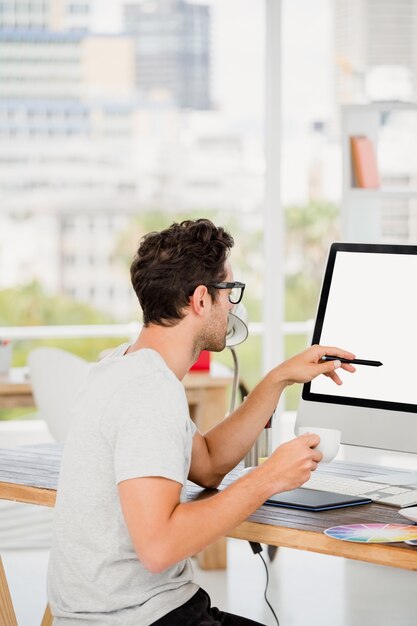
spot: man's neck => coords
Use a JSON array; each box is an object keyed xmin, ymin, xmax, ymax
[{"xmin": 126, "ymin": 323, "xmax": 198, "ymax": 380}]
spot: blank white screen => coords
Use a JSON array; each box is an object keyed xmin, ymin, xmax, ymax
[{"xmin": 310, "ymin": 251, "xmax": 417, "ymax": 405}]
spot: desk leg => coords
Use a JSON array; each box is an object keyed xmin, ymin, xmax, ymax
[
  {"xmin": 41, "ymin": 604, "xmax": 53, "ymax": 626},
  {"xmin": 267, "ymin": 545, "xmax": 279, "ymax": 561},
  {"xmin": 196, "ymin": 537, "xmax": 227, "ymax": 570},
  {"xmin": 0, "ymin": 556, "xmax": 18, "ymax": 626},
  {"xmin": 187, "ymin": 386, "xmax": 229, "ymax": 571}
]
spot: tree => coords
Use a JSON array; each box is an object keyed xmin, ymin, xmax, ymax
[
  {"xmin": 0, "ymin": 281, "xmax": 124, "ymax": 370},
  {"xmin": 285, "ymin": 201, "xmax": 340, "ymax": 320},
  {"xmin": 0, "ymin": 282, "xmax": 128, "ymax": 420},
  {"xmin": 284, "ymin": 200, "xmax": 340, "ymax": 409}
]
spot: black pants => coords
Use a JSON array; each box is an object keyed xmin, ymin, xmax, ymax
[{"xmin": 151, "ymin": 588, "xmax": 266, "ymax": 625}]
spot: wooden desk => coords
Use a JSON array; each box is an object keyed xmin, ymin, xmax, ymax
[
  {"xmin": 1, "ymin": 444, "xmax": 416, "ymax": 571},
  {"xmin": 0, "ymin": 369, "xmax": 33, "ymax": 409},
  {"xmin": 1, "ymin": 445, "xmax": 417, "ymax": 625},
  {"xmin": 225, "ymin": 464, "xmax": 417, "ymax": 572}
]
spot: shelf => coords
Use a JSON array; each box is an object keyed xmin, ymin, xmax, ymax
[
  {"xmin": 342, "ymin": 104, "xmax": 417, "ymax": 242},
  {"xmin": 347, "ymin": 187, "xmax": 417, "ymax": 199},
  {"xmin": 343, "ymin": 102, "xmax": 417, "ymax": 113}
]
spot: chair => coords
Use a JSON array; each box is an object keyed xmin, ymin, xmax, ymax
[{"xmin": 28, "ymin": 347, "xmax": 90, "ymax": 442}]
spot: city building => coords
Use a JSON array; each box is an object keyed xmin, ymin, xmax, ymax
[
  {"xmin": 123, "ymin": 0, "xmax": 211, "ymax": 110},
  {"xmin": 0, "ymin": 0, "xmax": 263, "ymax": 320},
  {"xmin": 0, "ymin": 0, "xmax": 94, "ymax": 32},
  {"xmin": 0, "ymin": 29, "xmax": 135, "ymax": 99},
  {"xmin": 335, "ymin": 0, "xmax": 417, "ymax": 104},
  {"xmin": 0, "ymin": 99, "xmax": 263, "ymax": 318},
  {"xmin": 0, "ymin": 99, "xmax": 181, "ymax": 320}
]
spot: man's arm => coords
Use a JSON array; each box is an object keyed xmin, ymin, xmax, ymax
[
  {"xmin": 188, "ymin": 344, "xmax": 355, "ymax": 489},
  {"xmin": 118, "ymin": 433, "xmax": 321, "ymax": 573}
]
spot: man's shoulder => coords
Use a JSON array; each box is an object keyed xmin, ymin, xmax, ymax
[
  {"xmin": 89, "ymin": 350, "xmax": 184, "ymax": 407},
  {"xmin": 92, "ymin": 347, "xmax": 176, "ymax": 385}
]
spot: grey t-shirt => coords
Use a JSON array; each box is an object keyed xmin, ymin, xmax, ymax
[{"xmin": 48, "ymin": 345, "xmax": 198, "ymax": 625}]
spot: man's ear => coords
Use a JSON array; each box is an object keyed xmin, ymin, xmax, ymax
[{"xmin": 190, "ymin": 285, "xmax": 210, "ymax": 316}]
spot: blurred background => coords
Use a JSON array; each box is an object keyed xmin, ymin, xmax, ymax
[{"xmin": 2, "ymin": 0, "xmax": 417, "ymax": 418}]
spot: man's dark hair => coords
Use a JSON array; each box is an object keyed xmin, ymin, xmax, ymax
[{"xmin": 130, "ymin": 219, "xmax": 234, "ymax": 326}]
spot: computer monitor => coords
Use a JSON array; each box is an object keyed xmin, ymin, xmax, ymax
[{"xmin": 295, "ymin": 242, "xmax": 417, "ymax": 456}]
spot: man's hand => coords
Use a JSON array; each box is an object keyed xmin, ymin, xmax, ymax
[
  {"xmin": 256, "ymin": 433, "xmax": 323, "ymax": 494},
  {"xmin": 275, "ymin": 344, "xmax": 356, "ymax": 387}
]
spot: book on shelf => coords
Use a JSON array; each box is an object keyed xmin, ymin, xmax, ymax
[{"xmin": 350, "ymin": 135, "xmax": 380, "ymax": 188}]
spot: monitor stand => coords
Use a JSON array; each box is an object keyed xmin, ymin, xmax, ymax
[{"xmin": 361, "ymin": 472, "xmax": 417, "ymax": 486}]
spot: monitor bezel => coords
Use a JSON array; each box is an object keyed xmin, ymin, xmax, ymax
[{"xmin": 302, "ymin": 242, "xmax": 417, "ymax": 414}]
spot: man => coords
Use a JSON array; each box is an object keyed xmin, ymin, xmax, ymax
[{"xmin": 48, "ymin": 219, "xmax": 355, "ymax": 625}]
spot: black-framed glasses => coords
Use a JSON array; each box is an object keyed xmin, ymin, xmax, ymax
[{"xmin": 208, "ymin": 281, "xmax": 245, "ymax": 304}]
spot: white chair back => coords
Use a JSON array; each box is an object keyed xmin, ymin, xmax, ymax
[{"xmin": 28, "ymin": 347, "xmax": 90, "ymax": 442}]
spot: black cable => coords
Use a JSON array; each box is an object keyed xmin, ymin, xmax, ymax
[
  {"xmin": 258, "ymin": 551, "xmax": 279, "ymax": 626},
  {"xmin": 248, "ymin": 542, "xmax": 280, "ymax": 626},
  {"xmin": 239, "ymin": 379, "xmax": 250, "ymax": 402}
]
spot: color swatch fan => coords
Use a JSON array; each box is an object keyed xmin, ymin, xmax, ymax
[{"xmin": 324, "ymin": 523, "xmax": 417, "ymax": 543}]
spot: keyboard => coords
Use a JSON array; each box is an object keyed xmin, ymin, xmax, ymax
[{"xmin": 302, "ymin": 473, "xmax": 417, "ymax": 508}]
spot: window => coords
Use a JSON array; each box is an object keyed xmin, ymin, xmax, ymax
[{"xmin": 0, "ymin": 0, "xmax": 265, "ymax": 387}]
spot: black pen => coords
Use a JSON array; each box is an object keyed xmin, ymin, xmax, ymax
[{"xmin": 321, "ymin": 356, "xmax": 383, "ymax": 367}]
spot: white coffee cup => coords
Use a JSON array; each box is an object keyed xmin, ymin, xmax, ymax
[{"xmin": 296, "ymin": 426, "xmax": 341, "ymax": 463}]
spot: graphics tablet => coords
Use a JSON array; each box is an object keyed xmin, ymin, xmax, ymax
[{"xmin": 265, "ymin": 488, "xmax": 372, "ymax": 511}]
